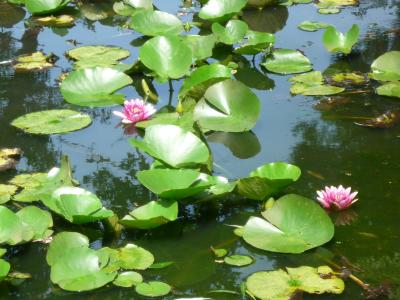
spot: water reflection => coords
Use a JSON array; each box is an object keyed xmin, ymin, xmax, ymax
[{"xmin": 241, "ymin": 6, "xmax": 289, "ymax": 33}]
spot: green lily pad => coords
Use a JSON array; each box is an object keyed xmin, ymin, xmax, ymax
[
  {"xmin": 30, "ymin": 15, "xmax": 75, "ymax": 27},
  {"xmin": 193, "ymin": 79, "xmax": 261, "ymax": 132},
  {"xmin": 376, "ymin": 82, "xmax": 400, "ymax": 98},
  {"xmin": 0, "ymin": 206, "xmax": 31, "ymax": 245},
  {"xmin": 179, "ymin": 64, "xmax": 232, "ymax": 100},
  {"xmin": 297, "ymin": 21, "xmax": 330, "ymax": 32},
  {"xmin": 237, "ymin": 162, "xmax": 301, "ymax": 200},
  {"xmin": 140, "ymin": 35, "xmax": 192, "ymax": 81},
  {"xmin": 289, "ymin": 71, "xmax": 345, "ymax": 95},
  {"xmin": 370, "ymin": 51, "xmax": 400, "ymax": 81},
  {"xmin": 14, "ymin": 51, "xmax": 54, "ymax": 71},
  {"xmin": 0, "ymin": 184, "xmax": 17, "ymax": 204},
  {"xmin": 323, "ymin": 24, "xmax": 359, "ymax": 55},
  {"xmin": 212, "ymin": 20, "xmax": 248, "ymax": 45},
  {"xmin": 136, "ymin": 169, "xmax": 214, "ymax": 199},
  {"xmin": 330, "ymin": 72, "xmax": 366, "ymax": 84},
  {"xmin": 199, "ymin": 0, "xmax": 247, "ymax": 22},
  {"xmin": 0, "ymin": 259, "xmax": 10, "ymax": 280},
  {"xmin": 136, "ymin": 112, "xmax": 194, "ymax": 131},
  {"xmin": 125, "ymin": 0, "xmax": 153, "ymax": 10},
  {"xmin": 113, "ymin": 271, "xmax": 143, "ymax": 287},
  {"xmin": 67, "ymin": 45, "xmax": 130, "ymax": 69},
  {"xmin": 224, "ymin": 255, "xmax": 253, "ymax": 266},
  {"xmin": 234, "ymin": 30, "xmax": 275, "ymax": 55},
  {"xmin": 318, "ymin": 0, "xmax": 357, "ymax": 5},
  {"xmin": 246, "ymin": 266, "xmax": 344, "ymax": 300},
  {"xmin": 318, "ymin": 7, "xmax": 341, "ymax": 14},
  {"xmin": 16, "ymin": 206, "xmax": 53, "ymax": 240},
  {"xmin": 11, "ymin": 109, "xmax": 92, "ymax": 135},
  {"xmin": 183, "ymin": 35, "xmax": 216, "ymax": 61},
  {"xmin": 130, "ymin": 124, "xmax": 210, "ymax": 168},
  {"xmin": 242, "ymin": 194, "xmax": 334, "ymax": 253},
  {"xmin": 135, "ymin": 281, "xmax": 171, "ymax": 297},
  {"xmin": 121, "ymin": 199, "xmax": 178, "ymax": 229},
  {"xmin": 61, "ymin": 67, "xmax": 133, "ymax": 107},
  {"xmin": 211, "ymin": 247, "xmax": 228, "ymax": 258},
  {"xmin": 25, "ymin": 0, "xmax": 71, "ymax": 15},
  {"xmin": 114, "ymin": 244, "xmax": 155, "ymax": 270},
  {"xmin": 130, "ymin": 10, "xmax": 183, "ymax": 36},
  {"xmin": 42, "ymin": 186, "xmax": 113, "ymax": 224},
  {"xmin": 261, "ymin": 49, "xmax": 312, "ymax": 74}
]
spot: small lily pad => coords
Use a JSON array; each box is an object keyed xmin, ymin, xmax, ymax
[
  {"xmin": 135, "ymin": 281, "xmax": 172, "ymax": 297},
  {"xmin": 289, "ymin": 71, "xmax": 345, "ymax": 95},
  {"xmin": 323, "ymin": 24, "xmax": 359, "ymax": 55},
  {"xmin": 370, "ymin": 51, "xmax": 400, "ymax": 81},
  {"xmin": 234, "ymin": 30, "xmax": 275, "ymax": 55},
  {"xmin": 212, "ymin": 20, "xmax": 248, "ymax": 45},
  {"xmin": 25, "ymin": 0, "xmax": 71, "ymax": 15},
  {"xmin": 376, "ymin": 82, "xmax": 400, "ymax": 98},
  {"xmin": 14, "ymin": 52, "xmax": 54, "ymax": 71},
  {"xmin": 11, "ymin": 110, "xmax": 92, "ymax": 135},
  {"xmin": 261, "ymin": 49, "xmax": 312, "ymax": 74},
  {"xmin": 224, "ymin": 255, "xmax": 253, "ymax": 267},
  {"xmin": 130, "ymin": 10, "xmax": 183, "ymax": 36},
  {"xmin": 298, "ymin": 21, "xmax": 330, "ymax": 32},
  {"xmin": 199, "ymin": 0, "xmax": 247, "ymax": 22},
  {"xmin": 211, "ymin": 247, "xmax": 228, "ymax": 258},
  {"xmin": 31, "ymin": 15, "xmax": 75, "ymax": 27},
  {"xmin": 113, "ymin": 271, "xmax": 143, "ymax": 287},
  {"xmin": 0, "ymin": 184, "xmax": 17, "ymax": 204}
]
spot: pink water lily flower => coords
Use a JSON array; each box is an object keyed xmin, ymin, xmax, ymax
[
  {"xmin": 316, "ymin": 185, "xmax": 358, "ymax": 210},
  {"xmin": 113, "ymin": 98, "xmax": 156, "ymax": 124}
]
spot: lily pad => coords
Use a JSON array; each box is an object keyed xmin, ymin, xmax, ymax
[
  {"xmin": 234, "ymin": 30, "xmax": 275, "ymax": 55},
  {"xmin": 237, "ymin": 162, "xmax": 301, "ymax": 200},
  {"xmin": 31, "ymin": 15, "xmax": 75, "ymax": 27},
  {"xmin": 61, "ymin": 67, "xmax": 133, "ymax": 107},
  {"xmin": 130, "ymin": 124, "xmax": 210, "ymax": 168},
  {"xmin": 212, "ymin": 20, "xmax": 248, "ymax": 45},
  {"xmin": 121, "ymin": 199, "xmax": 178, "ymax": 229},
  {"xmin": 0, "ymin": 206, "xmax": 31, "ymax": 245},
  {"xmin": 25, "ymin": 0, "xmax": 71, "ymax": 15},
  {"xmin": 370, "ymin": 51, "xmax": 400, "ymax": 81},
  {"xmin": 16, "ymin": 206, "xmax": 53, "ymax": 240},
  {"xmin": 0, "ymin": 259, "xmax": 10, "ymax": 280},
  {"xmin": 11, "ymin": 110, "xmax": 92, "ymax": 135},
  {"xmin": 14, "ymin": 51, "xmax": 54, "ymax": 71},
  {"xmin": 136, "ymin": 112, "xmax": 194, "ymax": 131},
  {"xmin": 323, "ymin": 24, "xmax": 359, "ymax": 55},
  {"xmin": 246, "ymin": 266, "xmax": 344, "ymax": 300},
  {"xmin": 376, "ymin": 82, "xmax": 400, "ymax": 98},
  {"xmin": 179, "ymin": 64, "xmax": 232, "ymax": 100},
  {"xmin": 289, "ymin": 71, "xmax": 345, "ymax": 95},
  {"xmin": 318, "ymin": 0, "xmax": 357, "ymax": 5},
  {"xmin": 125, "ymin": 0, "xmax": 153, "ymax": 10},
  {"xmin": 139, "ymin": 35, "xmax": 192, "ymax": 81},
  {"xmin": 136, "ymin": 281, "xmax": 171, "ymax": 297},
  {"xmin": 261, "ymin": 49, "xmax": 312, "ymax": 74},
  {"xmin": 0, "ymin": 184, "xmax": 17, "ymax": 204},
  {"xmin": 242, "ymin": 194, "xmax": 334, "ymax": 253},
  {"xmin": 183, "ymin": 35, "xmax": 216, "ymax": 61},
  {"xmin": 42, "ymin": 186, "xmax": 113, "ymax": 224},
  {"xmin": 113, "ymin": 271, "xmax": 143, "ymax": 287},
  {"xmin": 193, "ymin": 79, "xmax": 261, "ymax": 132},
  {"xmin": 114, "ymin": 244, "xmax": 155, "ymax": 270},
  {"xmin": 199, "ymin": 0, "xmax": 247, "ymax": 22},
  {"xmin": 224, "ymin": 255, "xmax": 253, "ymax": 266},
  {"xmin": 297, "ymin": 21, "xmax": 330, "ymax": 32},
  {"xmin": 0, "ymin": 3, "xmax": 26, "ymax": 28},
  {"xmin": 130, "ymin": 10, "xmax": 183, "ymax": 36},
  {"xmin": 136, "ymin": 169, "xmax": 215, "ymax": 199},
  {"xmin": 211, "ymin": 247, "xmax": 228, "ymax": 258}
]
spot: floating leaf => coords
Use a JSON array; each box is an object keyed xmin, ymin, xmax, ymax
[
  {"xmin": 237, "ymin": 162, "xmax": 301, "ymax": 200},
  {"xmin": 113, "ymin": 271, "xmax": 143, "ymax": 287},
  {"xmin": 115, "ymin": 244, "xmax": 155, "ymax": 270},
  {"xmin": 211, "ymin": 247, "xmax": 228, "ymax": 258},
  {"xmin": 289, "ymin": 71, "xmax": 345, "ymax": 95},
  {"xmin": 140, "ymin": 35, "xmax": 192, "ymax": 81},
  {"xmin": 297, "ymin": 20, "xmax": 329, "ymax": 32},
  {"xmin": 0, "ymin": 259, "xmax": 10, "ymax": 280},
  {"xmin": 14, "ymin": 51, "xmax": 54, "ymax": 71},
  {"xmin": 136, "ymin": 169, "xmax": 214, "ymax": 199},
  {"xmin": 67, "ymin": 45, "xmax": 130, "ymax": 69},
  {"xmin": 130, "ymin": 124, "xmax": 210, "ymax": 168},
  {"xmin": 193, "ymin": 79, "xmax": 261, "ymax": 132},
  {"xmin": 242, "ymin": 194, "xmax": 334, "ymax": 253},
  {"xmin": 224, "ymin": 255, "xmax": 253, "ymax": 266},
  {"xmin": 246, "ymin": 266, "xmax": 344, "ymax": 300},
  {"xmin": 121, "ymin": 199, "xmax": 178, "ymax": 229},
  {"xmin": 261, "ymin": 49, "xmax": 312, "ymax": 74},
  {"xmin": 31, "ymin": 15, "xmax": 75, "ymax": 27},
  {"xmin": 234, "ymin": 30, "xmax": 275, "ymax": 55},
  {"xmin": 61, "ymin": 67, "xmax": 133, "ymax": 107},
  {"xmin": 149, "ymin": 261, "xmax": 174, "ymax": 269},
  {"xmin": 212, "ymin": 20, "xmax": 248, "ymax": 45},
  {"xmin": 11, "ymin": 110, "xmax": 92, "ymax": 135},
  {"xmin": 16, "ymin": 206, "xmax": 53, "ymax": 240},
  {"xmin": 370, "ymin": 51, "xmax": 400, "ymax": 81},
  {"xmin": 42, "ymin": 186, "xmax": 113, "ymax": 224},
  {"xmin": 183, "ymin": 35, "xmax": 216, "ymax": 61},
  {"xmin": 0, "ymin": 184, "xmax": 17, "ymax": 204},
  {"xmin": 354, "ymin": 111, "xmax": 400, "ymax": 128},
  {"xmin": 125, "ymin": 0, "xmax": 153, "ymax": 10},
  {"xmin": 322, "ymin": 24, "xmax": 359, "ymax": 55},
  {"xmin": 0, "ymin": 3, "xmax": 25, "ymax": 28},
  {"xmin": 25, "ymin": 0, "xmax": 71, "ymax": 15},
  {"xmin": 130, "ymin": 10, "xmax": 183, "ymax": 36},
  {"xmin": 0, "ymin": 206, "xmax": 31, "ymax": 245},
  {"xmin": 318, "ymin": 0, "xmax": 357, "ymax": 6},
  {"xmin": 136, "ymin": 281, "xmax": 171, "ymax": 297},
  {"xmin": 318, "ymin": 7, "xmax": 341, "ymax": 14},
  {"xmin": 136, "ymin": 112, "xmax": 194, "ymax": 131},
  {"xmin": 179, "ymin": 64, "xmax": 232, "ymax": 100},
  {"xmin": 376, "ymin": 82, "xmax": 400, "ymax": 98},
  {"xmin": 330, "ymin": 72, "xmax": 366, "ymax": 85},
  {"xmin": 199, "ymin": 0, "xmax": 247, "ymax": 22}
]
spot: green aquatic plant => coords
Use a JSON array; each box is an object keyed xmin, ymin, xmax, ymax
[{"xmin": 322, "ymin": 24, "xmax": 360, "ymax": 55}]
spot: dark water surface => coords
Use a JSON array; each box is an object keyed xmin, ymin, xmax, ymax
[{"xmin": 0, "ymin": 0, "xmax": 399, "ymax": 299}]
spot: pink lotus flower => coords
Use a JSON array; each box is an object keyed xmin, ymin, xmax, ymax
[
  {"xmin": 316, "ymin": 185, "xmax": 358, "ymax": 210},
  {"xmin": 113, "ymin": 98, "xmax": 156, "ymax": 124}
]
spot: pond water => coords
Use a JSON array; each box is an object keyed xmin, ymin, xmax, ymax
[{"xmin": 0, "ymin": 0, "xmax": 400, "ymax": 299}]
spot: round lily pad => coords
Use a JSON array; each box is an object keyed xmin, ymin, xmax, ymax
[
  {"xmin": 130, "ymin": 10, "xmax": 183, "ymax": 36},
  {"xmin": 224, "ymin": 255, "xmax": 253, "ymax": 267},
  {"xmin": 199, "ymin": 0, "xmax": 247, "ymax": 22},
  {"xmin": 11, "ymin": 110, "xmax": 92, "ymax": 135},
  {"xmin": 135, "ymin": 281, "xmax": 171, "ymax": 297},
  {"xmin": 261, "ymin": 49, "xmax": 312, "ymax": 74},
  {"xmin": 113, "ymin": 271, "xmax": 143, "ymax": 287}
]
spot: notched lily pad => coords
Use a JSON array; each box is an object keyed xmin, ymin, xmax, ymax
[
  {"xmin": 246, "ymin": 266, "xmax": 345, "ymax": 300},
  {"xmin": 323, "ymin": 24, "xmax": 359, "ymax": 55},
  {"xmin": 289, "ymin": 71, "xmax": 345, "ymax": 95},
  {"xmin": 13, "ymin": 52, "xmax": 56, "ymax": 71},
  {"xmin": 0, "ymin": 184, "xmax": 18, "ymax": 204},
  {"xmin": 11, "ymin": 109, "xmax": 92, "ymax": 135},
  {"xmin": 261, "ymin": 49, "xmax": 312, "ymax": 74},
  {"xmin": 297, "ymin": 21, "xmax": 329, "ymax": 32}
]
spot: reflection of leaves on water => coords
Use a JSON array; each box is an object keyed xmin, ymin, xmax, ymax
[
  {"xmin": 354, "ymin": 110, "xmax": 400, "ymax": 128},
  {"xmin": 357, "ymin": 253, "xmax": 400, "ymax": 299}
]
